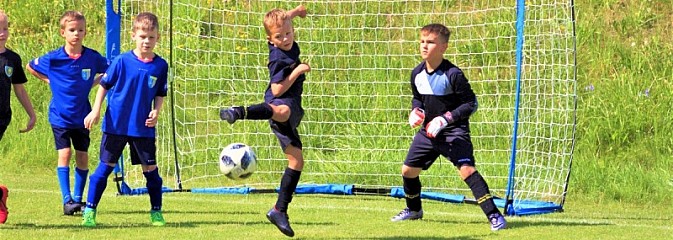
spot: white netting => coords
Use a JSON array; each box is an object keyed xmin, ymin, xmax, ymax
[{"xmin": 116, "ymin": 0, "xmax": 576, "ymax": 211}]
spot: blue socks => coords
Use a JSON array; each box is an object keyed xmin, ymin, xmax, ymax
[
  {"xmin": 73, "ymin": 167, "xmax": 89, "ymax": 203},
  {"xmin": 143, "ymin": 168, "xmax": 163, "ymax": 211},
  {"xmin": 57, "ymin": 167, "xmax": 72, "ymax": 204},
  {"xmin": 86, "ymin": 164, "xmax": 114, "ymax": 209}
]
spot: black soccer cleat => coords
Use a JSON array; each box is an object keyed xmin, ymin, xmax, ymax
[
  {"xmin": 219, "ymin": 108, "xmax": 238, "ymax": 124},
  {"xmin": 63, "ymin": 200, "xmax": 83, "ymax": 215},
  {"xmin": 266, "ymin": 207, "xmax": 295, "ymax": 237}
]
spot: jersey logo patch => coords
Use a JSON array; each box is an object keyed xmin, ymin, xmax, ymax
[
  {"xmin": 148, "ymin": 76, "xmax": 157, "ymax": 88},
  {"xmin": 81, "ymin": 69, "xmax": 91, "ymax": 81},
  {"xmin": 4, "ymin": 66, "xmax": 13, "ymax": 78}
]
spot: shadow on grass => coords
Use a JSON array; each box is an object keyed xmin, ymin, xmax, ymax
[
  {"xmin": 350, "ymin": 235, "xmax": 488, "ymax": 240},
  {"xmin": 3, "ymin": 219, "xmax": 336, "ymax": 230}
]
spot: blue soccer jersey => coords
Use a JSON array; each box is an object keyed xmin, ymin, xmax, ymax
[
  {"xmin": 263, "ymin": 42, "xmax": 305, "ymax": 105},
  {"xmin": 410, "ymin": 59, "xmax": 477, "ymax": 133},
  {"xmin": 100, "ymin": 51, "xmax": 168, "ymax": 138},
  {"xmin": 29, "ymin": 47, "xmax": 108, "ymax": 128}
]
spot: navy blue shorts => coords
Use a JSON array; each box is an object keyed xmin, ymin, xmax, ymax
[
  {"xmin": 52, "ymin": 127, "xmax": 90, "ymax": 151},
  {"xmin": 268, "ymin": 99, "xmax": 304, "ymax": 151},
  {"xmin": 100, "ymin": 133, "xmax": 157, "ymax": 166},
  {"xmin": 404, "ymin": 129, "xmax": 475, "ymax": 170}
]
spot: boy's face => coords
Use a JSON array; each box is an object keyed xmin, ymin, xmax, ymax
[
  {"xmin": 60, "ymin": 20, "xmax": 86, "ymax": 47},
  {"xmin": 132, "ymin": 28, "xmax": 159, "ymax": 55},
  {"xmin": 266, "ymin": 20, "xmax": 294, "ymax": 51},
  {"xmin": 419, "ymin": 31, "xmax": 447, "ymax": 61},
  {"xmin": 0, "ymin": 16, "xmax": 8, "ymax": 48}
]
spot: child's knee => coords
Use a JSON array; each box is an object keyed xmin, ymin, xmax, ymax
[{"xmin": 272, "ymin": 105, "xmax": 291, "ymax": 122}]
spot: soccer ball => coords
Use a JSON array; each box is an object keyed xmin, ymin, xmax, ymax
[{"xmin": 219, "ymin": 143, "xmax": 257, "ymax": 180}]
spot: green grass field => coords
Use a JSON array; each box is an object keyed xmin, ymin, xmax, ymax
[
  {"xmin": 1, "ymin": 0, "xmax": 673, "ymax": 239},
  {"xmin": 1, "ymin": 171, "xmax": 671, "ymax": 239}
]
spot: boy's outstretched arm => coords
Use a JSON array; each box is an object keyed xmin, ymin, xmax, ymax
[
  {"xmin": 286, "ymin": 5, "xmax": 307, "ymax": 19},
  {"xmin": 84, "ymin": 85, "xmax": 108, "ymax": 129},
  {"xmin": 145, "ymin": 96, "xmax": 164, "ymax": 128},
  {"xmin": 25, "ymin": 64, "xmax": 49, "ymax": 84},
  {"xmin": 270, "ymin": 63, "xmax": 311, "ymax": 97},
  {"xmin": 12, "ymin": 84, "xmax": 36, "ymax": 133}
]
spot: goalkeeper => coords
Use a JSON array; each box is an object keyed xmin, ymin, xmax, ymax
[
  {"xmin": 219, "ymin": 5, "xmax": 309, "ymax": 237},
  {"xmin": 392, "ymin": 23, "xmax": 507, "ymax": 231}
]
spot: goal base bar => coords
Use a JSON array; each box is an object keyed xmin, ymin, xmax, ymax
[{"xmin": 116, "ymin": 183, "xmax": 562, "ymax": 215}]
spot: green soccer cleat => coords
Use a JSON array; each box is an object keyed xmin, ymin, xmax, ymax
[
  {"xmin": 150, "ymin": 210, "xmax": 166, "ymax": 226},
  {"xmin": 81, "ymin": 208, "xmax": 97, "ymax": 227}
]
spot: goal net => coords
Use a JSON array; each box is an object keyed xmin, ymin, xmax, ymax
[{"xmin": 108, "ymin": 0, "xmax": 577, "ymax": 216}]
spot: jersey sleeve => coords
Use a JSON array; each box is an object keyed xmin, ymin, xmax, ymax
[
  {"xmin": 96, "ymin": 54, "xmax": 110, "ymax": 74},
  {"xmin": 448, "ymin": 72, "xmax": 477, "ymax": 121},
  {"xmin": 156, "ymin": 63, "xmax": 169, "ymax": 97},
  {"xmin": 100, "ymin": 56, "xmax": 121, "ymax": 90},
  {"xmin": 28, "ymin": 53, "xmax": 51, "ymax": 77},
  {"xmin": 409, "ymin": 66, "xmax": 424, "ymax": 111},
  {"xmin": 10, "ymin": 57, "xmax": 28, "ymax": 85},
  {"xmin": 268, "ymin": 55, "xmax": 296, "ymax": 84}
]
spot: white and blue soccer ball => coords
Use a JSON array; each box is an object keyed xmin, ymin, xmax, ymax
[{"xmin": 219, "ymin": 143, "xmax": 257, "ymax": 180}]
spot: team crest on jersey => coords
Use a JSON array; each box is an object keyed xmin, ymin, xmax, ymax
[
  {"xmin": 81, "ymin": 69, "xmax": 91, "ymax": 81},
  {"xmin": 4, "ymin": 66, "xmax": 13, "ymax": 78},
  {"xmin": 148, "ymin": 76, "xmax": 157, "ymax": 88}
]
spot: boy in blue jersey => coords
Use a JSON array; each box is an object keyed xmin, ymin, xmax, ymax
[
  {"xmin": 392, "ymin": 24, "xmax": 507, "ymax": 231},
  {"xmin": 219, "ymin": 5, "xmax": 309, "ymax": 237},
  {"xmin": 26, "ymin": 11, "xmax": 108, "ymax": 216},
  {"xmin": 82, "ymin": 12, "xmax": 168, "ymax": 227},
  {"xmin": 0, "ymin": 9, "xmax": 37, "ymax": 224}
]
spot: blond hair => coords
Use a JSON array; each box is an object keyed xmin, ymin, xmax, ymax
[
  {"xmin": 133, "ymin": 12, "xmax": 159, "ymax": 32},
  {"xmin": 59, "ymin": 11, "xmax": 86, "ymax": 29},
  {"xmin": 263, "ymin": 9, "xmax": 290, "ymax": 36}
]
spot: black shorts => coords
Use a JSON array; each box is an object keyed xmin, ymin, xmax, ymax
[
  {"xmin": 100, "ymin": 133, "xmax": 157, "ymax": 166},
  {"xmin": 52, "ymin": 127, "xmax": 90, "ymax": 151},
  {"xmin": 403, "ymin": 129, "xmax": 475, "ymax": 170},
  {"xmin": 268, "ymin": 99, "xmax": 304, "ymax": 151}
]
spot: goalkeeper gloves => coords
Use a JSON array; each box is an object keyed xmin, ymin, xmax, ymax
[
  {"xmin": 425, "ymin": 112, "xmax": 454, "ymax": 138},
  {"xmin": 408, "ymin": 108, "xmax": 425, "ymax": 128}
]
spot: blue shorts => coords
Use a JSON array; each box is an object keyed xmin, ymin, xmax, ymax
[
  {"xmin": 52, "ymin": 127, "xmax": 90, "ymax": 151},
  {"xmin": 100, "ymin": 133, "xmax": 157, "ymax": 166},
  {"xmin": 404, "ymin": 129, "xmax": 475, "ymax": 170},
  {"xmin": 268, "ymin": 99, "xmax": 304, "ymax": 151}
]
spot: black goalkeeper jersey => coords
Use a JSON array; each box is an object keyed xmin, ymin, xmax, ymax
[
  {"xmin": 0, "ymin": 49, "xmax": 28, "ymax": 126},
  {"xmin": 409, "ymin": 59, "xmax": 477, "ymax": 134}
]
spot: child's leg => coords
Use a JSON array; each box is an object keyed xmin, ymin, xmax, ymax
[
  {"xmin": 56, "ymin": 148, "xmax": 73, "ymax": 204},
  {"xmin": 460, "ymin": 166, "xmax": 500, "ymax": 216},
  {"xmin": 275, "ymin": 145, "xmax": 303, "ymax": 212},
  {"xmin": 86, "ymin": 162, "xmax": 115, "ymax": 209},
  {"xmin": 401, "ymin": 165, "xmax": 423, "ymax": 212},
  {"xmin": 221, "ymin": 103, "xmax": 292, "ymax": 123},
  {"xmin": 221, "ymin": 103, "xmax": 274, "ymax": 123},
  {"xmin": 73, "ymin": 150, "xmax": 89, "ymax": 203},
  {"xmin": 142, "ymin": 165, "xmax": 163, "ymax": 211}
]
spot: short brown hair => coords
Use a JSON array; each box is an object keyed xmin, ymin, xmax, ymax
[
  {"xmin": 263, "ymin": 9, "xmax": 290, "ymax": 36},
  {"xmin": 421, "ymin": 23, "xmax": 451, "ymax": 43},
  {"xmin": 133, "ymin": 12, "xmax": 159, "ymax": 32},
  {"xmin": 59, "ymin": 11, "xmax": 85, "ymax": 29}
]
